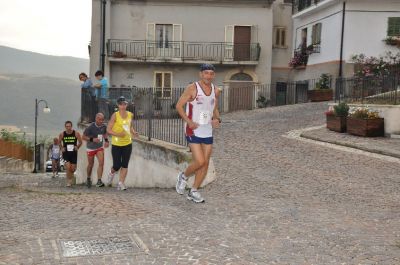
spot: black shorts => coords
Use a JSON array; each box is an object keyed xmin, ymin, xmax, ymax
[
  {"xmin": 63, "ymin": 151, "xmax": 77, "ymax": 164},
  {"xmin": 111, "ymin": 144, "xmax": 132, "ymax": 170}
]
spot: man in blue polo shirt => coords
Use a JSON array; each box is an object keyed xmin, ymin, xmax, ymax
[{"xmin": 94, "ymin": 70, "xmax": 110, "ymax": 119}]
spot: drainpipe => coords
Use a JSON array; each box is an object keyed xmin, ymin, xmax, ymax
[
  {"xmin": 339, "ymin": 1, "xmax": 346, "ymax": 77},
  {"xmin": 100, "ymin": 0, "xmax": 107, "ymax": 72}
]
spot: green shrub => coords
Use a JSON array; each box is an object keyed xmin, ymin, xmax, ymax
[{"xmin": 333, "ymin": 102, "xmax": 349, "ymax": 117}]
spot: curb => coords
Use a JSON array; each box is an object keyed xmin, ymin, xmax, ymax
[{"xmin": 300, "ymin": 133, "xmax": 400, "ymax": 159}]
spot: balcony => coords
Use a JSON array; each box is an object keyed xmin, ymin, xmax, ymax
[
  {"xmin": 292, "ymin": 0, "xmax": 327, "ymax": 14},
  {"xmin": 107, "ymin": 40, "xmax": 261, "ymax": 65}
]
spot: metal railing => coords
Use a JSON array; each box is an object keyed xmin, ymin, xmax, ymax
[
  {"xmin": 81, "ymin": 77, "xmax": 337, "ymax": 145},
  {"xmin": 335, "ymin": 74, "xmax": 400, "ymax": 105},
  {"xmin": 292, "ymin": 0, "xmax": 327, "ymax": 14},
  {"xmin": 81, "ymin": 86, "xmax": 226, "ymax": 146},
  {"xmin": 107, "ymin": 40, "xmax": 261, "ymax": 62}
]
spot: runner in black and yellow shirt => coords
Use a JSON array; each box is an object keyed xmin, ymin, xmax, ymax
[{"xmin": 59, "ymin": 121, "xmax": 82, "ymax": 187}]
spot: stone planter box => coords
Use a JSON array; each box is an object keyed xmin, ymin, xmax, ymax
[
  {"xmin": 326, "ymin": 115, "xmax": 347, "ymax": 133},
  {"xmin": 308, "ymin": 89, "xmax": 333, "ymax": 102},
  {"xmin": 347, "ymin": 117, "xmax": 384, "ymax": 137}
]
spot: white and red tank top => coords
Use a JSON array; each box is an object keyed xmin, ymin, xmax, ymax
[{"xmin": 185, "ymin": 82, "xmax": 216, "ymax": 138}]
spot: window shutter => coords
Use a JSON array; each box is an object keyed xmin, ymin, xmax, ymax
[
  {"xmin": 173, "ymin": 24, "xmax": 182, "ymax": 57},
  {"xmin": 251, "ymin": 25, "xmax": 258, "ymax": 43},
  {"xmin": 147, "ymin": 23, "xmax": 156, "ymax": 56},
  {"xmin": 316, "ymin": 23, "xmax": 322, "ymax": 44},
  {"xmin": 388, "ymin": 17, "xmax": 400, "ymax": 36},
  {"xmin": 225, "ymin": 25, "xmax": 234, "ymax": 60},
  {"xmin": 281, "ymin": 29, "xmax": 286, "ymax": 47}
]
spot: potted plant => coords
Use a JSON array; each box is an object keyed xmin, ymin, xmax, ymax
[
  {"xmin": 383, "ymin": 36, "xmax": 400, "ymax": 47},
  {"xmin": 347, "ymin": 107, "xmax": 384, "ymax": 137},
  {"xmin": 326, "ymin": 102, "xmax": 349, "ymax": 133},
  {"xmin": 308, "ymin": 73, "xmax": 333, "ymax": 102},
  {"xmin": 289, "ymin": 50, "xmax": 308, "ymax": 69},
  {"xmin": 256, "ymin": 95, "xmax": 268, "ymax": 108}
]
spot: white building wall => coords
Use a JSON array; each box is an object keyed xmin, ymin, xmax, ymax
[
  {"xmin": 293, "ymin": 2, "xmax": 343, "ymax": 65},
  {"xmin": 343, "ymin": 0, "xmax": 400, "ymax": 61},
  {"xmin": 90, "ymin": 1, "xmax": 274, "ymax": 86}
]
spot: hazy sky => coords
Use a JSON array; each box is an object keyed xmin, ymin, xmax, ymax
[{"xmin": 0, "ymin": 0, "xmax": 91, "ymax": 59}]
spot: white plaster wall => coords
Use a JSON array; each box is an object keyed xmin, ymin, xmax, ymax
[
  {"xmin": 344, "ymin": 0, "xmax": 400, "ymax": 61},
  {"xmin": 90, "ymin": 1, "xmax": 274, "ymax": 86},
  {"xmin": 293, "ymin": 2, "xmax": 343, "ymax": 65}
]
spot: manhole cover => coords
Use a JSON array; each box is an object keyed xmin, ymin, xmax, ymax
[{"xmin": 60, "ymin": 237, "xmax": 139, "ymax": 257}]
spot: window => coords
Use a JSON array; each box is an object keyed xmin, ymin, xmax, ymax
[
  {"xmin": 147, "ymin": 23, "xmax": 182, "ymax": 57},
  {"xmin": 388, "ymin": 17, "xmax": 400, "ymax": 36},
  {"xmin": 156, "ymin": 24, "xmax": 173, "ymax": 48},
  {"xmin": 312, "ymin": 23, "xmax": 322, "ymax": 45},
  {"xmin": 154, "ymin": 72, "xmax": 172, "ymax": 98},
  {"xmin": 273, "ymin": 27, "xmax": 287, "ymax": 48}
]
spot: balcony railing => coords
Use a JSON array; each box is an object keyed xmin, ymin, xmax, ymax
[
  {"xmin": 107, "ymin": 40, "xmax": 261, "ymax": 63},
  {"xmin": 292, "ymin": 0, "xmax": 327, "ymax": 14}
]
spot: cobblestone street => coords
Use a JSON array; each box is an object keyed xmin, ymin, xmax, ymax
[{"xmin": 1, "ymin": 102, "xmax": 400, "ymax": 265}]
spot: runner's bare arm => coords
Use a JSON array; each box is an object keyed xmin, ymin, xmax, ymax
[
  {"xmin": 76, "ymin": 132, "xmax": 83, "ymax": 149},
  {"xmin": 211, "ymin": 87, "xmax": 221, "ymax": 128},
  {"xmin": 176, "ymin": 84, "xmax": 198, "ymax": 128},
  {"xmin": 81, "ymin": 128, "xmax": 90, "ymax": 142},
  {"xmin": 58, "ymin": 133, "xmax": 64, "ymax": 151},
  {"xmin": 213, "ymin": 87, "xmax": 221, "ymax": 120}
]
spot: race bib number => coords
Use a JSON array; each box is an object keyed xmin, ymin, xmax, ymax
[
  {"xmin": 199, "ymin": 111, "xmax": 211, "ymax": 125},
  {"xmin": 97, "ymin": 134, "xmax": 103, "ymax": 142},
  {"xmin": 53, "ymin": 147, "xmax": 60, "ymax": 154},
  {"xmin": 123, "ymin": 124, "xmax": 130, "ymax": 132},
  {"xmin": 67, "ymin": 145, "xmax": 75, "ymax": 152}
]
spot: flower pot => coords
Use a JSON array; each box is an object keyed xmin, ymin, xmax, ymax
[
  {"xmin": 347, "ymin": 117, "xmax": 384, "ymax": 137},
  {"xmin": 308, "ymin": 89, "xmax": 333, "ymax": 102},
  {"xmin": 326, "ymin": 115, "xmax": 347, "ymax": 133}
]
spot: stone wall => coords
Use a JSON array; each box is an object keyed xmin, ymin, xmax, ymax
[{"xmin": 75, "ymin": 136, "xmax": 216, "ymax": 188}]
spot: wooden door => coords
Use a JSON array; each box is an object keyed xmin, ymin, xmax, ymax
[
  {"xmin": 229, "ymin": 82, "xmax": 254, "ymax": 111},
  {"xmin": 234, "ymin": 26, "xmax": 251, "ymax": 61}
]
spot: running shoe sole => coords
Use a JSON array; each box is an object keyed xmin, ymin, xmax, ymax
[{"xmin": 187, "ymin": 195, "xmax": 205, "ymax": 203}]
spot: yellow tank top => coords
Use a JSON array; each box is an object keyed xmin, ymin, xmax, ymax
[{"xmin": 111, "ymin": 111, "xmax": 133, "ymax": 146}]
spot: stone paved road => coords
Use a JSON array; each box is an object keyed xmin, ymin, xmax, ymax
[{"xmin": 1, "ymin": 102, "xmax": 400, "ymax": 265}]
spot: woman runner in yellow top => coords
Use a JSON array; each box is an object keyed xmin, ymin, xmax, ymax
[{"xmin": 106, "ymin": 96, "xmax": 139, "ymax": 190}]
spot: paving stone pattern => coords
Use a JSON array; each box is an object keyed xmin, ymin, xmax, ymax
[{"xmin": 1, "ymin": 102, "xmax": 400, "ymax": 264}]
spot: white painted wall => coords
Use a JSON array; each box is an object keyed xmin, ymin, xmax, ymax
[
  {"xmin": 293, "ymin": 1, "xmax": 343, "ymax": 65},
  {"xmin": 344, "ymin": 0, "xmax": 400, "ymax": 61},
  {"xmin": 90, "ymin": 1, "xmax": 274, "ymax": 86},
  {"xmin": 292, "ymin": 0, "xmax": 400, "ymax": 67}
]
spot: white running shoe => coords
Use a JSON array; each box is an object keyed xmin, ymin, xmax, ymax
[
  {"xmin": 117, "ymin": 182, "xmax": 127, "ymax": 191},
  {"xmin": 175, "ymin": 172, "xmax": 187, "ymax": 195},
  {"xmin": 107, "ymin": 170, "xmax": 115, "ymax": 187},
  {"xmin": 187, "ymin": 190, "xmax": 205, "ymax": 203}
]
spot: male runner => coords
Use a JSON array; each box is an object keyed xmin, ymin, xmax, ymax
[
  {"xmin": 175, "ymin": 64, "xmax": 221, "ymax": 203},
  {"xmin": 82, "ymin": 113, "xmax": 109, "ymax": 188},
  {"xmin": 59, "ymin": 121, "xmax": 82, "ymax": 187},
  {"xmin": 47, "ymin": 137, "xmax": 61, "ymax": 178}
]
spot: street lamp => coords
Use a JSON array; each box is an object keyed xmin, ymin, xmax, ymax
[{"xmin": 33, "ymin": 98, "xmax": 51, "ymax": 173}]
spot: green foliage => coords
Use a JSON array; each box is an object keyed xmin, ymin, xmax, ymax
[
  {"xmin": 0, "ymin": 129, "xmax": 33, "ymax": 149},
  {"xmin": 333, "ymin": 102, "xmax": 349, "ymax": 117},
  {"xmin": 316, "ymin": 73, "xmax": 331, "ymax": 89},
  {"xmin": 256, "ymin": 96, "xmax": 268, "ymax": 108}
]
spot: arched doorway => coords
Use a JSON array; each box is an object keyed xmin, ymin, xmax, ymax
[{"xmin": 228, "ymin": 72, "xmax": 255, "ymax": 111}]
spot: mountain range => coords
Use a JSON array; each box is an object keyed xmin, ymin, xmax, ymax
[{"xmin": 0, "ymin": 45, "xmax": 90, "ymax": 137}]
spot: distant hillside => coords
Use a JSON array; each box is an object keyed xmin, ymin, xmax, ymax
[
  {"xmin": 0, "ymin": 74, "xmax": 81, "ymax": 136},
  {"xmin": 0, "ymin": 45, "xmax": 89, "ymax": 81}
]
